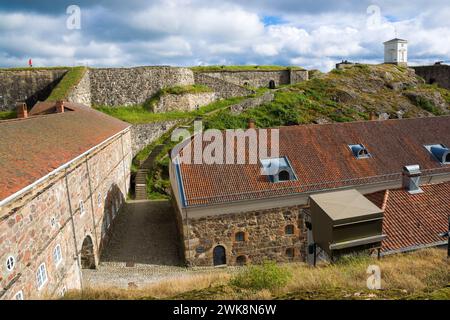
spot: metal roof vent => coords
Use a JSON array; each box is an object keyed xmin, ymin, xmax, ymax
[
  {"xmin": 424, "ymin": 144, "xmax": 449, "ymax": 164},
  {"xmin": 402, "ymin": 165, "xmax": 423, "ymax": 194},
  {"xmin": 348, "ymin": 144, "xmax": 371, "ymax": 159},
  {"xmin": 260, "ymin": 156, "xmax": 297, "ymax": 183}
]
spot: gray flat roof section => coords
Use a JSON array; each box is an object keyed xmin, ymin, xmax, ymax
[{"xmin": 310, "ymin": 189, "xmax": 383, "ymax": 224}]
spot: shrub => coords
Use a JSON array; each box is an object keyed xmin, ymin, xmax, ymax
[{"xmin": 230, "ymin": 261, "xmax": 292, "ymax": 290}]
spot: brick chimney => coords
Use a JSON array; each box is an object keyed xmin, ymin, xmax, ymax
[
  {"xmin": 56, "ymin": 100, "xmax": 65, "ymax": 113},
  {"xmin": 247, "ymin": 118, "xmax": 256, "ymax": 129},
  {"xmin": 16, "ymin": 102, "xmax": 28, "ymax": 119}
]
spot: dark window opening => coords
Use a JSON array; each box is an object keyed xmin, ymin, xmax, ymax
[
  {"xmin": 213, "ymin": 245, "xmax": 226, "ymax": 266},
  {"xmin": 278, "ymin": 170, "xmax": 290, "ymax": 181},
  {"xmin": 236, "ymin": 255, "xmax": 247, "ymax": 266},
  {"xmin": 285, "ymin": 225, "xmax": 295, "ymax": 235},
  {"xmin": 235, "ymin": 231, "xmax": 245, "ymax": 242},
  {"xmin": 445, "ymin": 153, "xmax": 450, "ymax": 163},
  {"xmin": 80, "ymin": 236, "xmax": 96, "ymax": 269},
  {"xmin": 269, "ymin": 80, "xmax": 276, "ymax": 89},
  {"xmin": 429, "ymin": 78, "xmax": 436, "ymax": 84},
  {"xmin": 285, "ymin": 248, "xmax": 295, "ymax": 258}
]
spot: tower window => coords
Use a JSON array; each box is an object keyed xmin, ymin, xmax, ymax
[
  {"xmin": 285, "ymin": 225, "xmax": 295, "ymax": 235},
  {"xmin": 235, "ymin": 231, "xmax": 246, "ymax": 242}
]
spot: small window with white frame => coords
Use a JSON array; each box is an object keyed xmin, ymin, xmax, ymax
[
  {"xmin": 6, "ymin": 255, "xmax": 15, "ymax": 272},
  {"xmin": 97, "ymin": 193, "xmax": 102, "ymax": 208},
  {"xmin": 36, "ymin": 263, "xmax": 48, "ymax": 290},
  {"xmin": 79, "ymin": 200, "xmax": 85, "ymax": 215},
  {"xmin": 14, "ymin": 290, "xmax": 24, "ymax": 300},
  {"xmin": 53, "ymin": 244, "xmax": 63, "ymax": 266},
  {"xmin": 50, "ymin": 216, "xmax": 57, "ymax": 228}
]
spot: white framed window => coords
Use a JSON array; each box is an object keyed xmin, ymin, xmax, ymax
[
  {"xmin": 79, "ymin": 200, "xmax": 85, "ymax": 216},
  {"xmin": 36, "ymin": 263, "xmax": 48, "ymax": 290},
  {"xmin": 97, "ymin": 193, "xmax": 102, "ymax": 208},
  {"xmin": 50, "ymin": 216, "xmax": 57, "ymax": 228},
  {"xmin": 6, "ymin": 256, "xmax": 15, "ymax": 272},
  {"xmin": 53, "ymin": 244, "xmax": 63, "ymax": 266},
  {"xmin": 14, "ymin": 290, "xmax": 24, "ymax": 300}
]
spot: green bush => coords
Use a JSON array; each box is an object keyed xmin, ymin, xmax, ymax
[{"xmin": 230, "ymin": 261, "xmax": 292, "ymax": 290}]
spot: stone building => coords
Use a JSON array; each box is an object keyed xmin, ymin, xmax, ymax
[
  {"xmin": 0, "ymin": 101, "xmax": 132, "ymax": 300},
  {"xmin": 384, "ymin": 38, "xmax": 408, "ymax": 66},
  {"xmin": 169, "ymin": 117, "xmax": 450, "ymax": 267}
]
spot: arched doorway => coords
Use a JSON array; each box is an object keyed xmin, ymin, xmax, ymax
[
  {"xmin": 80, "ymin": 236, "xmax": 96, "ymax": 269},
  {"xmin": 213, "ymin": 245, "xmax": 226, "ymax": 266},
  {"xmin": 269, "ymin": 80, "xmax": 276, "ymax": 89}
]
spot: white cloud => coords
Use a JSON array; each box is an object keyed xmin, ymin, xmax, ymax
[{"xmin": 0, "ymin": 1, "xmax": 450, "ymax": 71}]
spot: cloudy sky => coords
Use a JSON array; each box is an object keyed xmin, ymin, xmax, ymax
[{"xmin": 1, "ymin": 0, "xmax": 449, "ymax": 71}]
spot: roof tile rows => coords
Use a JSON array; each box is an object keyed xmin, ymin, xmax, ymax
[
  {"xmin": 0, "ymin": 102, "xmax": 129, "ymax": 202},
  {"xmin": 177, "ymin": 116, "xmax": 450, "ymax": 207},
  {"xmin": 367, "ymin": 182, "xmax": 450, "ymax": 253}
]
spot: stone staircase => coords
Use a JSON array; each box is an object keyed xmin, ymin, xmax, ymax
[{"xmin": 134, "ymin": 144, "xmax": 165, "ymax": 200}]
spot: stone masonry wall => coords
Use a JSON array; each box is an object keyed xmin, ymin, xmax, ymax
[
  {"xmin": 0, "ymin": 69, "xmax": 67, "ymax": 111},
  {"xmin": 154, "ymin": 92, "xmax": 217, "ymax": 113},
  {"xmin": 194, "ymin": 73, "xmax": 252, "ymax": 99},
  {"xmin": 196, "ymin": 69, "xmax": 308, "ymax": 89},
  {"xmin": 230, "ymin": 91, "xmax": 275, "ymax": 114},
  {"xmin": 131, "ymin": 120, "xmax": 181, "ymax": 157},
  {"xmin": 66, "ymin": 69, "xmax": 91, "ymax": 107},
  {"xmin": 89, "ymin": 67, "xmax": 195, "ymax": 106},
  {"xmin": 183, "ymin": 206, "xmax": 306, "ymax": 267},
  {"xmin": 0, "ymin": 129, "xmax": 132, "ymax": 300},
  {"xmin": 412, "ymin": 65, "xmax": 450, "ymax": 89},
  {"xmin": 290, "ymin": 69, "xmax": 309, "ymax": 84}
]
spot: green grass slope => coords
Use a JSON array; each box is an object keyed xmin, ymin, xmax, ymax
[
  {"xmin": 204, "ymin": 64, "xmax": 450, "ymax": 130},
  {"xmin": 46, "ymin": 66, "xmax": 87, "ymax": 101}
]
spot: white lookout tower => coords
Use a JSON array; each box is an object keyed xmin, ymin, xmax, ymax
[{"xmin": 384, "ymin": 38, "xmax": 408, "ymax": 66}]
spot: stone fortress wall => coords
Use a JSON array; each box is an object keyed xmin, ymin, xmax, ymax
[
  {"xmin": 0, "ymin": 129, "xmax": 132, "ymax": 300},
  {"xmin": 183, "ymin": 205, "xmax": 306, "ymax": 267},
  {"xmin": 89, "ymin": 67, "xmax": 195, "ymax": 106},
  {"xmin": 0, "ymin": 66, "xmax": 309, "ymax": 112},
  {"xmin": 195, "ymin": 69, "xmax": 309, "ymax": 88},
  {"xmin": 412, "ymin": 64, "xmax": 450, "ymax": 89},
  {"xmin": 0, "ymin": 69, "xmax": 67, "ymax": 111}
]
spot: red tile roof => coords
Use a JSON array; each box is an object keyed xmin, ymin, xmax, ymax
[
  {"xmin": 176, "ymin": 117, "xmax": 450, "ymax": 206},
  {"xmin": 0, "ymin": 102, "xmax": 129, "ymax": 202},
  {"xmin": 366, "ymin": 182, "xmax": 450, "ymax": 253}
]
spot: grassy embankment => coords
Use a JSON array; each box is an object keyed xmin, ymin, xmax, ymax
[
  {"xmin": 203, "ymin": 64, "xmax": 450, "ymax": 130},
  {"xmin": 45, "ymin": 66, "xmax": 87, "ymax": 101},
  {"xmin": 0, "ymin": 66, "xmax": 85, "ymax": 120},
  {"xmin": 64, "ymin": 248, "xmax": 450, "ymax": 300}
]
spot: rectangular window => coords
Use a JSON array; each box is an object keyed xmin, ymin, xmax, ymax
[
  {"xmin": 79, "ymin": 200, "xmax": 85, "ymax": 216},
  {"xmin": 97, "ymin": 193, "xmax": 102, "ymax": 208},
  {"xmin": 36, "ymin": 263, "xmax": 48, "ymax": 290},
  {"xmin": 14, "ymin": 290, "xmax": 24, "ymax": 300},
  {"xmin": 53, "ymin": 244, "xmax": 63, "ymax": 266}
]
